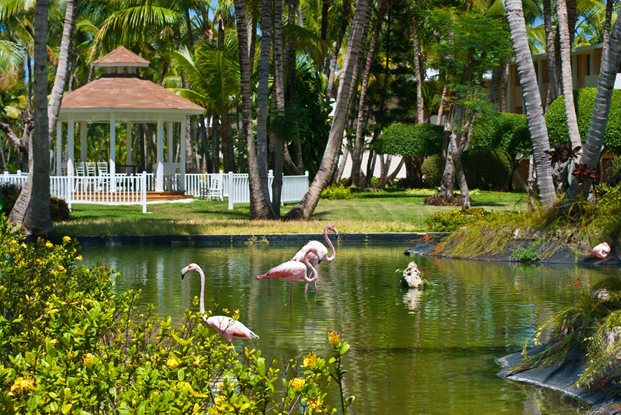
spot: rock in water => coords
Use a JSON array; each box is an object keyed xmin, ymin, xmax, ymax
[{"xmin": 401, "ymin": 260, "xmax": 424, "ymax": 289}]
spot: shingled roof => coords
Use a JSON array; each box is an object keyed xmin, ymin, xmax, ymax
[
  {"xmin": 91, "ymin": 46, "xmax": 150, "ymax": 68},
  {"xmin": 61, "ymin": 77, "xmax": 204, "ymax": 113}
]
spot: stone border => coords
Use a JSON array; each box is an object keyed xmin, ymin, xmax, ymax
[{"xmin": 75, "ymin": 232, "xmax": 449, "ymax": 247}]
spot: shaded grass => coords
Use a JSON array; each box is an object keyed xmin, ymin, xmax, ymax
[{"xmin": 53, "ymin": 190, "xmax": 527, "ymax": 237}]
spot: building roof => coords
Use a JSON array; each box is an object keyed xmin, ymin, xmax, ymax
[
  {"xmin": 60, "ymin": 76, "xmax": 204, "ymax": 113},
  {"xmin": 91, "ymin": 46, "xmax": 150, "ymax": 68}
]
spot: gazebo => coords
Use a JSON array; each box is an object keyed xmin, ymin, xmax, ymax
[{"xmin": 57, "ymin": 46, "xmax": 204, "ymax": 192}]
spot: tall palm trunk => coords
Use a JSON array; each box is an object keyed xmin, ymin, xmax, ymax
[
  {"xmin": 543, "ymin": 0, "xmax": 559, "ymax": 105},
  {"xmin": 505, "ymin": 0, "xmax": 556, "ymax": 207},
  {"xmin": 235, "ymin": 0, "xmax": 273, "ymax": 219},
  {"xmin": 9, "ymin": 0, "xmax": 52, "ymax": 235},
  {"xmin": 602, "ymin": 0, "xmax": 614, "ymax": 64},
  {"xmin": 285, "ymin": 0, "xmax": 373, "ymax": 220},
  {"xmin": 326, "ymin": 0, "xmax": 352, "ymax": 99},
  {"xmin": 270, "ymin": 0, "xmax": 286, "ymax": 215},
  {"xmin": 557, "ymin": 0, "xmax": 581, "ymax": 149},
  {"xmin": 48, "ymin": 0, "xmax": 75, "ymax": 139},
  {"xmin": 256, "ymin": 0, "xmax": 277, "ymax": 218},
  {"xmin": 565, "ymin": 14, "xmax": 621, "ymax": 203},
  {"xmin": 412, "ymin": 11, "xmax": 425, "ymax": 123},
  {"xmin": 351, "ymin": 0, "xmax": 387, "ymax": 187}
]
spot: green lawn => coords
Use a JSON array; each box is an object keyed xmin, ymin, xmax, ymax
[{"xmin": 54, "ymin": 189, "xmax": 528, "ymax": 237}]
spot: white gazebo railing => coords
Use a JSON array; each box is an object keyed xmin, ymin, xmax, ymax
[{"xmin": 0, "ymin": 170, "xmax": 310, "ymax": 213}]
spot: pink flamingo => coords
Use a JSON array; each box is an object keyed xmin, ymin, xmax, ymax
[
  {"xmin": 181, "ymin": 263, "xmax": 259, "ymax": 344},
  {"xmin": 590, "ymin": 242, "xmax": 611, "ymax": 260},
  {"xmin": 291, "ymin": 223, "xmax": 339, "ymax": 268},
  {"xmin": 256, "ymin": 248, "xmax": 320, "ymax": 293}
]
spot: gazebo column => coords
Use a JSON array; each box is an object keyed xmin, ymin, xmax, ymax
[
  {"xmin": 56, "ymin": 122, "xmax": 62, "ymax": 175},
  {"xmin": 179, "ymin": 121, "xmax": 186, "ymax": 192},
  {"xmin": 80, "ymin": 122, "xmax": 87, "ymax": 162},
  {"xmin": 156, "ymin": 120, "xmax": 164, "ymax": 192},
  {"xmin": 167, "ymin": 122, "xmax": 174, "ymax": 191},
  {"xmin": 110, "ymin": 115, "xmax": 116, "ymax": 191},
  {"xmin": 67, "ymin": 120, "xmax": 74, "ymax": 176},
  {"xmin": 125, "ymin": 122, "xmax": 132, "ymax": 169}
]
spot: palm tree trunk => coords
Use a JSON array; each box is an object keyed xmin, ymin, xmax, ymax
[
  {"xmin": 543, "ymin": 0, "xmax": 559, "ymax": 106},
  {"xmin": 602, "ymin": 0, "xmax": 614, "ymax": 64},
  {"xmin": 351, "ymin": 0, "xmax": 387, "ymax": 187},
  {"xmin": 271, "ymin": 0, "xmax": 286, "ymax": 214},
  {"xmin": 235, "ymin": 0, "xmax": 274, "ymax": 219},
  {"xmin": 326, "ymin": 0, "xmax": 352, "ymax": 99},
  {"xmin": 9, "ymin": 0, "xmax": 52, "ymax": 235},
  {"xmin": 505, "ymin": 0, "xmax": 556, "ymax": 207},
  {"xmin": 412, "ymin": 11, "xmax": 425, "ymax": 123},
  {"xmin": 48, "ymin": 0, "xmax": 75, "ymax": 139},
  {"xmin": 285, "ymin": 0, "xmax": 373, "ymax": 220},
  {"xmin": 557, "ymin": 0, "xmax": 581, "ymax": 149},
  {"xmin": 565, "ymin": 14, "xmax": 621, "ymax": 203}
]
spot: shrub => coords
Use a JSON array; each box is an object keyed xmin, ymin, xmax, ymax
[
  {"xmin": 462, "ymin": 148, "xmax": 512, "ymax": 190},
  {"xmin": 426, "ymin": 208, "xmax": 491, "ymax": 232},
  {"xmin": 321, "ymin": 184, "xmax": 352, "ymax": 199},
  {"xmin": 510, "ymin": 246, "xmax": 540, "ymax": 263},
  {"xmin": 421, "ymin": 154, "xmax": 443, "ymax": 188},
  {"xmin": 471, "ymin": 112, "xmax": 531, "ymax": 156},
  {"xmin": 546, "ymin": 87, "xmax": 621, "ymax": 154},
  {"xmin": 373, "ymin": 123, "xmax": 444, "ymax": 157},
  {"xmin": 0, "ymin": 218, "xmax": 351, "ymax": 413},
  {"xmin": 0, "ymin": 183, "xmax": 71, "ymax": 221}
]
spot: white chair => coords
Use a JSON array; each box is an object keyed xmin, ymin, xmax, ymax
[
  {"xmin": 75, "ymin": 162, "xmax": 86, "ymax": 176},
  {"xmin": 97, "ymin": 162, "xmax": 108, "ymax": 175},
  {"xmin": 86, "ymin": 162, "xmax": 97, "ymax": 176},
  {"xmin": 208, "ymin": 174, "xmax": 224, "ymax": 201}
]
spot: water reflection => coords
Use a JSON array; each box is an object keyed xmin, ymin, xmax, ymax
[{"xmin": 83, "ymin": 243, "xmax": 617, "ymax": 414}]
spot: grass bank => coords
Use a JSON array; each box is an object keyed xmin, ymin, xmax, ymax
[{"xmin": 54, "ymin": 189, "xmax": 527, "ymax": 237}]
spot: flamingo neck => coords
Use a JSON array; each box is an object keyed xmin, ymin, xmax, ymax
[
  {"xmin": 304, "ymin": 252, "xmax": 319, "ymax": 283},
  {"xmin": 198, "ymin": 267, "xmax": 206, "ymax": 315},
  {"xmin": 324, "ymin": 228, "xmax": 336, "ymax": 261}
]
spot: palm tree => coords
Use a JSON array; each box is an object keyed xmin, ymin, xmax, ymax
[
  {"xmin": 505, "ymin": 0, "xmax": 556, "ymax": 207},
  {"xmin": 9, "ymin": 0, "xmax": 52, "ymax": 235},
  {"xmin": 286, "ymin": 0, "xmax": 373, "ymax": 220},
  {"xmin": 557, "ymin": 0, "xmax": 582, "ymax": 150},
  {"xmin": 48, "ymin": 0, "xmax": 76, "ymax": 140},
  {"xmin": 234, "ymin": 0, "xmax": 273, "ymax": 219},
  {"xmin": 566, "ymin": 11, "xmax": 621, "ymax": 203}
]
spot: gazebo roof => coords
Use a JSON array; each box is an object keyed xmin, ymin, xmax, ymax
[
  {"xmin": 61, "ymin": 77, "xmax": 204, "ymax": 113},
  {"xmin": 91, "ymin": 46, "xmax": 150, "ymax": 68},
  {"xmin": 59, "ymin": 46, "xmax": 204, "ymax": 122}
]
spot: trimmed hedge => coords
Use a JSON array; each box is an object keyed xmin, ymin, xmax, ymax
[
  {"xmin": 463, "ymin": 148, "xmax": 513, "ymax": 190},
  {"xmin": 374, "ymin": 123, "xmax": 444, "ymax": 157},
  {"xmin": 546, "ymin": 87, "xmax": 621, "ymax": 154},
  {"xmin": 471, "ymin": 112, "xmax": 531, "ymax": 156}
]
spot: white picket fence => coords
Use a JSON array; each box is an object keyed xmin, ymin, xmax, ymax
[{"xmin": 0, "ymin": 170, "xmax": 309, "ymax": 213}]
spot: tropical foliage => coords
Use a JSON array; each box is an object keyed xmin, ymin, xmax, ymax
[{"xmin": 0, "ymin": 216, "xmax": 351, "ymax": 413}]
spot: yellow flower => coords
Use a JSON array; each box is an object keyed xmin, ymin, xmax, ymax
[
  {"xmin": 290, "ymin": 377, "xmax": 305, "ymax": 391},
  {"xmin": 62, "ymin": 236, "xmax": 71, "ymax": 243},
  {"xmin": 328, "ymin": 330, "xmax": 341, "ymax": 346},
  {"xmin": 307, "ymin": 398, "xmax": 323, "ymax": 412},
  {"xmin": 167, "ymin": 355, "xmax": 180, "ymax": 369},
  {"xmin": 10, "ymin": 377, "xmax": 35, "ymax": 395},
  {"xmin": 75, "ymin": 255, "xmax": 83, "ymax": 262},
  {"xmin": 302, "ymin": 352, "xmax": 318, "ymax": 369},
  {"xmin": 83, "ymin": 353, "xmax": 94, "ymax": 366},
  {"xmin": 57, "ymin": 265, "xmax": 65, "ymax": 272},
  {"xmin": 45, "ymin": 241, "xmax": 53, "ymax": 248}
]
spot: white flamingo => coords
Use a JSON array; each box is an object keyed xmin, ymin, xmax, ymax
[{"xmin": 181, "ymin": 263, "xmax": 259, "ymax": 344}]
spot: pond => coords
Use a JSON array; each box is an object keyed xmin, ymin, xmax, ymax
[{"xmin": 83, "ymin": 241, "xmax": 618, "ymax": 414}]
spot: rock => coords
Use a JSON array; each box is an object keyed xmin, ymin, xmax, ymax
[
  {"xmin": 587, "ymin": 403, "xmax": 621, "ymax": 415},
  {"xmin": 401, "ymin": 260, "xmax": 424, "ymax": 289}
]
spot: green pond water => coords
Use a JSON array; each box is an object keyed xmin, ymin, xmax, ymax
[{"xmin": 83, "ymin": 242, "xmax": 619, "ymax": 414}]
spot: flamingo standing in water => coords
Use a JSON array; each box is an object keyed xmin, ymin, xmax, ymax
[
  {"xmin": 256, "ymin": 247, "xmax": 320, "ymax": 293},
  {"xmin": 181, "ymin": 263, "xmax": 259, "ymax": 344},
  {"xmin": 292, "ymin": 223, "xmax": 339, "ymax": 266},
  {"xmin": 290, "ymin": 223, "xmax": 338, "ymax": 290}
]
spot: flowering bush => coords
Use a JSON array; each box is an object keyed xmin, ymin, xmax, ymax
[{"xmin": 0, "ymin": 217, "xmax": 352, "ymax": 413}]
